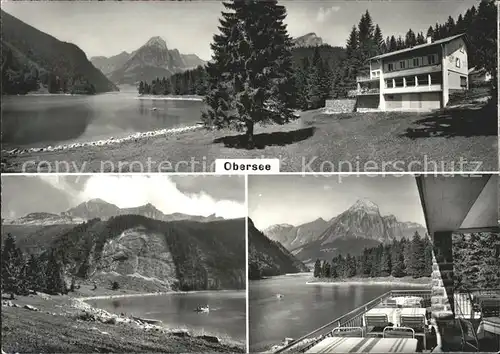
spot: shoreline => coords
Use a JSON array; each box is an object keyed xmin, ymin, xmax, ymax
[
  {"xmin": 306, "ymin": 276, "xmax": 431, "ymax": 287},
  {"xmin": 2, "ymin": 291, "xmax": 245, "ymax": 353},
  {"xmin": 77, "ymin": 288, "xmax": 242, "ymax": 301},
  {"xmin": 2, "ymin": 124, "xmax": 203, "ymax": 156},
  {"xmin": 135, "ymin": 95, "xmax": 203, "ymax": 101},
  {"xmin": 75, "ymin": 289, "xmax": 245, "ymax": 348}
]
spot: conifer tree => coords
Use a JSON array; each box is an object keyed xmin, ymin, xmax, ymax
[
  {"xmin": 45, "ymin": 250, "xmax": 66, "ymax": 295},
  {"xmin": 26, "ymin": 254, "xmax": 45, "ymax": 292},
  {"xmin": 313, "ymin": 259, "xmax": 322, "ymax": 278},
  {"xmin": 373, "ymin": 25, "xmax": 385, "ymax": 54},
  {"xmin": 201, "ymin": 0, "xmax": 296, "ymax": 148},
  {"xmin": 1, "ymin": 233, "xmax": 26, "ymax": 295}
]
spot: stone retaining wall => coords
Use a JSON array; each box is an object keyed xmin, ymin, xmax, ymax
[
  {"xmin": 431, "ymin": 232, "xmax": 455, "ymax": 318},
  {"xmin": 324, "ymin": 99, "xmax": 357, "ymax": 114}
]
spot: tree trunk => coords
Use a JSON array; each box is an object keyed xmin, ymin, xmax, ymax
[{"xmin": 246, "ymin": 120, "xmax": 255, "ymax": 149}]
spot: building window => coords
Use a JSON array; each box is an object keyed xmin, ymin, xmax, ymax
[
  {"xmin": 413, "ymin": 58, "xmax": 419, "ymax": 67},
  {"xmin": 388, "ymin": 63, "xmax": 394, "ymax": 71},
  {"xmin": 456, "ymin": 58, "xmax": 461, "ymax": 68},
  {"xmin": 460, "ymin": 76, "xmax": 467, "ymax": 88},
  {"xmin": 427, "ymin": 54, "xmax": 436, "ymax": 65},
  {"xmin": 400, "ymin": 61, "xmax": 406, "ymax": 69}
]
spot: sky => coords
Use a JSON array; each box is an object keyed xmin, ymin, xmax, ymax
[
  {"xmin": 1, "ymin": 175, "xmax": 245, "ymax": 219},
  {"xmin": 1, "ymin": 0, "xmax": 478, "ymax": 60},
  {"xmin": 248, "ymin": 175, "xmax": 426, "ymax": 230}
]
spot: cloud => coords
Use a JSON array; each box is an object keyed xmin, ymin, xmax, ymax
[
  {"xmin": 316, "ymin": 5, "xmax": 341, "ymax": 23},
  {"xmin": 39, "ymin": 175, "xmax": 245, "ymax": 219}
]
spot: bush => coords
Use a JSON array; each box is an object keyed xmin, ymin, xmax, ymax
[{"xmin": 111, "ymin": 281, "xmax": 120, "ymax": 290}]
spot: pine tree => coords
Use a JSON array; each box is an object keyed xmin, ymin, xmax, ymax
[
  {"xmin": 45, "ymin": 250, "xmax": 66, "ymax": 295},
  {"xmin": 423, "ymin": 236, "xmax": 433, "ymax": 277},
  {"xmin": 201, "ymin": 0, "xmax": 297, "ymax": 148},
  {"xmin": 373, "ymin": 25, "xmax": 385, "ymax": 54},
  {"xmin": 357, "ymin": 10, "xmax": 376, "ymax": 62},
  {"xmin": 405, "ymin": 29, "xmax": 417, "ymax": 47},
  {"xmin": 339, "ymin": 26, "xmax": 360, "ymax": 96},
  {"xmin": 1, "ymin": 234, "xmax": 26, "ymax": 295},
  {"xmin": 380, "ymin": 246, "xmax": 392, "ymax": 276},
  {"xmin": 294, "ymin": 57, "xmax": 311, "ymax": 109},
  {"xmin": 388, "ymin": 36, "xmax": 397, "ymax": 52},
  {"xmin": 138, "ymin": 81, "xmax": 144, "ymax": 95},
  {"xmin": 426, "ymin": 26, "xmax": 434, "ymax": 40},
  {"xmin": 416, "ymin": 32, "xmax": 426, "ymax": 45},
  {"xmin": 408, "ymin": 232, "xmax": 426, "ymax": 278},
  {"xmin": 323, "ymin": 261, "xmax": 332, "ymax": 278},
  {"xmin": 26, "ymin": 254, "xmax": 45, "ymax": 292},
  {"xmin": 473, "ymin": 0, "xmax": 497, "ymax": 94},
  {"xmin": 313, "ymin": 259, "xmax": 322, "ymax": 278}
]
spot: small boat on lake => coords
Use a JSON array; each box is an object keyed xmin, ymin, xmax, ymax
[
  {"xmin": 276, "ymin": 294, "xmax": 284, "ymax": 299},
  {"xmin": 194, "ymin": 304, "xmax": 210, "ymax": 313}
]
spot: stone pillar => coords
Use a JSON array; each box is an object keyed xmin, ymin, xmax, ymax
[
  {"xmin": 431, "ymin": 231, "xmax": 455, "ymax": 319},
  {"xmin": 415, "ymin": 76, "xmax": 418, "ymax": 87}
]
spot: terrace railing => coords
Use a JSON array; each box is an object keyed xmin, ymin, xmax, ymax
[
  {"xmin": 455, "ymin": 288, "xmax": 500, "ymax": 320},
  {"xmin": 348, "ymin": 88, "xmax": 380, "ymax": 97},
  {"xmin": 273, "ymin": 289, "xmax": 432, "ymax": 354}
]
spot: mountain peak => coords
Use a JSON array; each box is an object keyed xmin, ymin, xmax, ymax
[
  {"xmin": 86, "ymin": 198, "xmax": 110, "ymax": 205},
  {"xmin": 350, "ymin": 198, "xmax": 380, "ymax": 214},
  {"xmin": 292, "ymin": 32, "xmax": 324, "ymax": 47},
  {"xmin": 144, "ymin": 36, "xmax": 167, "ymax": 49}
]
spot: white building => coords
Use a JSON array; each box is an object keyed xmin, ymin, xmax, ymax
[{"xmin": 355, "ymin": 33, "xmax": 469, "ymax": 112}]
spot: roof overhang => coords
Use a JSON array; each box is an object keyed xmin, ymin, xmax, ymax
[
  {"xmin": 416, "ymin": 174, "xmax": 498, "ymax": 236},
  {"xmin": 369, "ymin": 33, "xmax": 469, "ymax": 62}
]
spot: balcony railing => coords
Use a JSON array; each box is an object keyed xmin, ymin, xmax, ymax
[
  {"xmin": 356, "ymin": 75, "xmax": 378, "ymax": 82},
  {"xmin": 384, "ymin": 64, "xmax": 442, "ymax": 79},
  {"xmin": 348, "ymin": 88, "xmax": 380, "ymax": 97},
  {"xmin": 273, "ymin": 289, "xmax": 432, "ymax": 354}
]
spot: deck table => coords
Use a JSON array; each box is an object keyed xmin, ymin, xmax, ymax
[
  {"xmin": 364, "ymin": 307, "xmax": 398, "ymax": 326},
  {"xmin": 392, "ymin": 296, "xmax": 423, "ymax": 307},
  {"xmin": 400, "ymin": 307, "xmax": 427, "ymax": 318},
  {"xmin": 304, "ymin": 337, "xmax": 418, "ymax": 353},
  {"xmin": 478, "ymin": 317, "xmax": 500, "ymax": 336}
]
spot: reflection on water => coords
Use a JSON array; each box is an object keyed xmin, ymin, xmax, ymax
[
  {"xmin": 87, "ymin": 291, "xmax": 246, "ymax": 344},
  {"xmin": 2, "ymin": 92, "xmax": 205, "ymax": 149},
  {"xmin": 250, "ymin": 274, "xmax": 425, "ymax": 352}
]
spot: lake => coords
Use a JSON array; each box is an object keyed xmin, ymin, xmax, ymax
[
  {"xmin": 86, "ymin": 290, "xmax": 246, "ymax": 345},
  {"xmin": 1, "ymin": 91, "xmax": 205, "ymax": 150},
  {"xmin": 249, "ymin": 273, "xmax": 427, "ymax": 352}
]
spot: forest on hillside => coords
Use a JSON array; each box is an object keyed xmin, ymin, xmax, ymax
[
  {"xmin": 313, "ymin": 232, "xmax": 433, "ymax": 280},
  {"xmin": 1, "ymin": 10, "xmax": 117, "ymax": 95},
  {"xmin": 452, "ymin": 232, "xmax": 500, "ymax": 290},
  {"xmin": 139, "ymin": 0, "xmax": 497, "ymax": 110},
  {"xmin": 1, "ymin": 216, "xmax": 246, "ymax": 297}
]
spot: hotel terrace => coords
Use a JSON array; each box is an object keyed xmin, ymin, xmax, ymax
[{"xmin": 354, "ymin": 33, "xmax": 469, "ymax": 112}]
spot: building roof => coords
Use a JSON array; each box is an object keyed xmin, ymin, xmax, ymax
[{"xmin": 370, "ymin": 33, "xmax": 467, "ymax": 61}]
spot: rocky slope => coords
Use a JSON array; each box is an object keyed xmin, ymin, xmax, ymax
[
  {"xmin": 248, "ymin": 218, "xmax": 309, "ymax": 280},
  {"xmin": 292, "ymin": 32, "xmax": 324, "ymax": 47},
  {"xmin": 263, "ymin": 217, "xmax": 329, "ymax": 250},
  {"xmin": 104, "ymin": 36, "xmax": 206, "ymax": 85},
  {"xmin": 1, "ymin": 9, "xmax": 117, "ymax": 94},
  {"xmin": 4, "ymin": 215, "xmax": 245, "ymax": 292},
  {"xmin": 90, "ymin": 51, "xmax": 132, "ymax": 75},
  {"xmin": 265, "ymin": 199, "xmax": 427, "ymax": 265}
]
